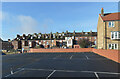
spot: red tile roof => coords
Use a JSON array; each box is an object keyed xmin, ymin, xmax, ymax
[{"xmin": 99, "ymin": 12, "xmax": 120, "ymax": 21}]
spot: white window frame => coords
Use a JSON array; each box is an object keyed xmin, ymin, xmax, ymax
[
  {"xmin": 46, "ymin": 36, "xmax": 48, "ymax": 38},
  {"xmin": 94, "ymin": 37, "xmax": 96, "ymax": 39},
  {"xmin": 31, "ymin": 37, "xmax": 33, "ymax": 39},
  {"xmin": 39, "ymin": 42, "xmax": 41, "ymax": 44},
  {"xmin": 111, "ymin": 31, "xmax": 120, "ymax": 39},
  {"xmin": 52, "ymin": 40, "xmax": 54, "ymax": 42},
  {"xmin": 119, "ymin": 32, "xmax": 120, "ymax": 39},
  {"xmin": 94, "ymin": 41, "xmax": 96, "ymax": 44},
  {"xmin": 108, "ymin": 43, "xmax": 118, "ymax": 49},
  {"xmin": 47, "ymin": 42, "xmax": 49, "ymax": 45},
  {"xmin": 76, "ymin": 37, "xmax": 78, "ymax": 40},
  {"xmin": 38, "ymin": 36, "xmax": 41, "ymax": 38},
  {"xmin": 53, "ymin": 34, "xmax": 56, "ymax": 38},
  {"xmin": 29, "ymin": 42, "xmax": 32, "ymax": 47},
  {"xmin": 108, "ymin": 21, "xmax": 115, "ymax": 27}
]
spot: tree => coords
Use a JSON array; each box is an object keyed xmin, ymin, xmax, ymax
[
  {"xmin": 39, "ymin": 44, "xmax": 44, "ymax": 48},
  {"xmin": 78, "ymin": 38, "xmax": 91, "ymax": 48}
]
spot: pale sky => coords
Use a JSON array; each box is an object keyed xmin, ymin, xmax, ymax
[{"xmin": 1, "ymin": 2, "xmax": 118, "ymax": 40}]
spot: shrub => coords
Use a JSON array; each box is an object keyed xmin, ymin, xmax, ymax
[{"xmin": 78, "ymin": 38, "xmax": 91, "ymax": 48}]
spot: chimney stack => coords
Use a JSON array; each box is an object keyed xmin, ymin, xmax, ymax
[
  {"xmin": 66, "ymin": 30, "xmax": 68, "ymax": 34},
  {"xmin": 90, "ymin": 30, "xmax": 92, "ymax": 33},
  {"xmin": 73, "ymin": 30, "xmax": 75, "ymax": 34},
  {"xmin": 82, "ymin": 30, "xmax": 84, "ymax": 34},
  {"xmin": 8, "ymin": 39, "xmax": 11, "ymax": 42},
  {"xmin": 101, "ymin": 8, "xmax": 104, "ymax": 16}
]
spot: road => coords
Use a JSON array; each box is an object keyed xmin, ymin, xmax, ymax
[{"xmin": 2, "ymin": 52, "xmax": 120, "ymax": 79}]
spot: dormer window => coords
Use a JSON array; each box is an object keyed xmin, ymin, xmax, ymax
[
  {"xmin": 38, "ymin": 35, "xmax": 41, "ymax": 38},
  {"xmin": 85, "ymin": 32, "xmax": 88, "ymax": 34},
  {"xmin": 34, "ymin": 35, "xmax": 36, "ymax": 37},
  {"xmin": 59, "ymin": 34, "xmax": 61, "ymax": 36},
  {"xmin": 31, "ymin": 37, "xmax": 33, "ymax": 39},
  {"xmin": 39, "ymin": 35, "xmax": 41, "ymax": 37},
  {"xmin": 46, "ymin": 36, "xmax": 48, "ymax": 38},
  {"xmin": 109, "ymin": 21, "xmax": 114, "ymax": 27}
]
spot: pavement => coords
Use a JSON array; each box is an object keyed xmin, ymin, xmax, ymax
[{"xmin": 2, "ymin": 52, "xmax": 120, "ymax": 79}]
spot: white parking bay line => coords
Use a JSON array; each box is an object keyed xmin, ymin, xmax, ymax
[
  {"xmin": 86, "ymin": 55, "xmax": 89, "ymax": 60},
  {"xmin": 5, "ymin": 68, "xmax": 24, "ymax": 77},
  {"xmin": 94, "ymin": 72, "xmax": 100, "ymax": 79},
  {"xmin": 70, "ymin": 55, "xmax": 73, "ymax": 59},
  {"xmin": 46, "ymin": 70, "xmax": 56, "ymax": 79},
  {"xmin": 53, "ymin": 55, "xmax": 61, "ymax": 59}
]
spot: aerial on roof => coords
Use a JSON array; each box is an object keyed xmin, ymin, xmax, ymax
[{"xmin": 100, "ymin": 12, "xmax": 120, "ymax": 21}]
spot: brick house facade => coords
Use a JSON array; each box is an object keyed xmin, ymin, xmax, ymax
[
  {"xmin": 12, "ymin": 31, "xmax": 97, "ymax": 50},
  {"xmin": 97, "ymin": 8, "xmax": 120, "ymax": 50},
  {"xmin": 0, "ymin": 39, "xmax": 14, "ymax": 51}
]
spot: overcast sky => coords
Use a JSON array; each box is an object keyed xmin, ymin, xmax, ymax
[{"xmin": 1, "ymin": 2, "xmax": 118, "ymax": 40}]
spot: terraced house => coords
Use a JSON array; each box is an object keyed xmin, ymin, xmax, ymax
[
  {"xmin": 97, "ymin": 8, "xmax": 120, "ymax": 50},
  {"xmin": 12, "ymin": 31, "xmax": 97, "ymax": 51}
]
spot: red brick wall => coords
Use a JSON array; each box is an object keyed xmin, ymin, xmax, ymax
[
  {"xmin": 92, "ymin": 49, "xmax": 120, "ymax": 63},
  {"xmin": 28, "ymin": 48, "xmax": 92, "ymax": 53}
]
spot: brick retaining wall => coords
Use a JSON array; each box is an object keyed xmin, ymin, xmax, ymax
[
  {"xmin": 28, "ymin": 48, "xmax": 120, "ymax": 63},
  {"xmin": 28, "ymin": 48, "xmax": 92, "ymax": 53},
  {"xmin": 92, "ymin": 49, "xmax": 120, "ymax": 63}
]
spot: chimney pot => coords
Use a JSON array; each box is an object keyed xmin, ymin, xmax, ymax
[{"xmin": 101, "ymin": 8, "xmax": 104, "ymax": 16}]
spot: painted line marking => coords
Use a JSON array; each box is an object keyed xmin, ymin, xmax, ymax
[
  {"xmin": 53, "ymin": 55, "xmax": 61, "ymax": 59},
  {"xmin": 21, "ymin": 68, "xmax": 120, "ymax": 75},
  {"xmin": 5, "ymin": 68, "xmax": 24, "ymax": 77},
  {"xmin": 94, "ymin": 72, "xmax": 100, "ymax": 79},
  {"xmin": 86, "ymin": 55, "xmax": 89, "ymax": 60},
  {"xmin": 82, "ymin": 71, "xmax": 120, "ymax": 75},
  {"xmin": 53, "ymin": 56, "xmax": 57, "ymax": 59},
  {"xmin": 25, "ymin": 68, "xmax": 53, "ymax": 71},
  {"xmin": 70, "ymin": 55, "xmax": 73, "ymax": 59},
  {"xmin": 46, "ymin": 70, "xmax": 56, "ymax": 79}
]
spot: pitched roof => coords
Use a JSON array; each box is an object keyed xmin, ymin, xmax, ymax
[{"xmin": 99, "ymin": 12, "xmax": 120, "ymax": 21}]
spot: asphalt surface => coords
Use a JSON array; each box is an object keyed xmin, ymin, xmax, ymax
[{"xmin": 2, "ymin": 52, "xmax": 120, "ymax": 79}]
